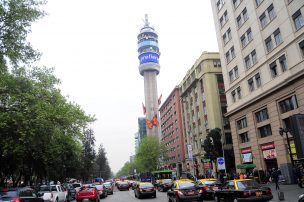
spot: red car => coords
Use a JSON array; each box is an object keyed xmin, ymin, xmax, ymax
[{"xmin": 76, "ymin": 186, "xmax": 99, "ymax": 202}]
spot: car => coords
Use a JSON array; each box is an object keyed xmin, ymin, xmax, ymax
[
  {"xmin": 37, "ymin": 185, "xmax": 67, "ymax": 202},
  {"xmin": 158, "ymin": 179, "xmax": 173, "ymax": 192},
  {"xmin": 103, "ymin": 183, "xmax": 113, "ymax": 195},
  {"xmin": 0, "ymin": 187, "xmax": 44, "ymax": 202},
  {"xmin": 94, "ymin": 185, "xmax": 107, "ymax": 198},
  {"xmin": 117, "ymin": 181, "xmax": 129, "ymax": 191},
  {"xmin": 134, "ymin": 182, "xmax": 156, "ymax": 199},
  {"xmin": 213, "ymin": 179, "xmax": 273, "ymax": 202},
  {"xmin": 72, "ymin": 183, "xmax": 82, "ymax": 193},
  {"xmin": 167, "ymin": 179, "xmax": 203, "ymax": 202},
  {"xmin": 196, "ymin": 178, "xmax": 221, "ymax": 199},
  {"xmin": 75, "ymin": 186, "xmax": 99, "ymax": 202},
  {"xmin": 299, "ymin": 193, "xmax": 304, "ymax": 202}
]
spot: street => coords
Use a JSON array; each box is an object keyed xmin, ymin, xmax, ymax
[{"xmin": 96, "ymin": 184, "xmax": 304, "ymax": 202}]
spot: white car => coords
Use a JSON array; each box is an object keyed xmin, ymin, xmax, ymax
[{"xmin": 38, "ymin": 185, "xmax": 67, "ymax": 202}]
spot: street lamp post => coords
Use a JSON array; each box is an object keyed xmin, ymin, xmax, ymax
[{"xmin": 279, "ymin": 127, "xmax": 294, "ymax": 167}]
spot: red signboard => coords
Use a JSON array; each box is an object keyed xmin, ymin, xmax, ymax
[
  {"xmin": 241, "ymin": 147, "xmax": 252, "ymax": 154},
  {"xmin": 261, "ymin": 143, "xmax": 275, "ymax": 150}
]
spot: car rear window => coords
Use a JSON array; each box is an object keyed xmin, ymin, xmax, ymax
[
  {"xmin": 179, "ymin": 182, "xmax": 195, "ymax": 189},
  {"xmin": 237, "ymin": 180, "xmax": 260, "ymax": 190},
  {"xmin": 103, "ymin": 184, "xmax": 111, "ymax": 188},
  {"xmin": 80, "ymin": 187, "xmax": 95, "ymax": 191},
  {"xmin": 204, "ymin": 180, "xmax": 220, "ymax": 185},
  {"xmin": 50, "ymin": 186, "xmax": 57, "ymax": 191},
  {"xmin": 73, "ymin": 184, "xmax": 81, "ymax": 188},
  {"xmin": 163, "ymin": 179, "xmax": 172, "ymax": 183},
  {"xmin": 139, "ymin": 184, "xmax": 154, "ymax": 188},
  {"xmin": 39, "ymin": 186, "xmax": 50, "ymax": 191}
]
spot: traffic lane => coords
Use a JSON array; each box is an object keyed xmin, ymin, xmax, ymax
[
  {"xmin": 101, "ymin": 188, "xmax": 168, "ymax": 202},
  {"xmin": 70, "ymin": 190, "xmax": 214, "ymax": 202}
]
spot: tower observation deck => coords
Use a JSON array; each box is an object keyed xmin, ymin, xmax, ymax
[{"xmin": 137, "ymin": 15, "xmax": 161, "ymax": 138}]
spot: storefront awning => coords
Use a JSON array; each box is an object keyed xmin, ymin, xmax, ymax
[{"xmin": 236, "ymin": 164, "xmax": 256, "ymax": 169}]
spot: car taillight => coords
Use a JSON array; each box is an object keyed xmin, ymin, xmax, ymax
[
  {"xmin": 11, "ymin": 197, "xmax": 21, "ymax": 202},
  {"xmin": 243, "ymin": 192, "xmax": 250, "ymax": 197},
  {"xmin": 266, "ymin": 188, "xmax": 272, "ymax": 194},
  {"xmin": 175, "ymin": 190, "xmax": 183, "ymax": 196},
  {"xmin": 139, "ymin": 188, "xmax": 143, "ymax": 192},
  {"xmin": 203, "ymin": 186, "xmax": 209, "ymax": 191}
]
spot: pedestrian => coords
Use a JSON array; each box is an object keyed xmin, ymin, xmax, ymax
[{"xmin": 271, "ymin": 168, "xmax": 280, "ymax": 190}]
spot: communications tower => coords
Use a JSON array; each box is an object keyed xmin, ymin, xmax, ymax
[{"xmin": 137, "ymin": 15, "xmax": 161, "ymax": 138}]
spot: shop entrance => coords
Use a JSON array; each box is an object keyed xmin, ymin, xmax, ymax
[{"xmin": 265, "ymin": 158, "xmax": 278, "ymax": 171}]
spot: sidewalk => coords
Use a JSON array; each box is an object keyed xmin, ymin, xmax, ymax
[{"xmin": 267, "ymin": 183, "xmax": 303, "ymax": 202}]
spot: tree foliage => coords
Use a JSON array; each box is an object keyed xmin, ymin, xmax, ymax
[
  {"xmin": 115, "ymin": 161, "xmax": 136, "ymax": 178},
  {"xmin": 0, "ymin": 0, "xmax": 46, "ymax": 67},
  {"xmin": 94, "ymin": 144, "xmax": 112, "ymax": 180},
  {"xmin": 202, "ymin": 128, "xmax": 223, "ymax": 162}
]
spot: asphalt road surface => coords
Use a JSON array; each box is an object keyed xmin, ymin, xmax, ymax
[{"xmin": 99, "ymin": 187, "xmax": 214, "ymax": 202}]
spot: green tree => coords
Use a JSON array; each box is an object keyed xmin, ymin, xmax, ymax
[
  {"xmin": 202, "ymin": 128, "xmax": 223, "ymax": 162},
  {"xmin": 94, "ymin": 144, "xmax": 112, "ymax": 180},
  {"xmin": 134, "ymin": 136, "xmax": 165, "ymax": 173},
  {"xmin": 0, "ymin": 0, "xmax": 46, "ymax": 68},
  {"xmin": 115, "ymin": 161, "xmax": 136, "ymax": 178}
]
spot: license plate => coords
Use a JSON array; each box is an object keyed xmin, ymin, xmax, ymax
[
  {"xmin": 188, "ymin": 191, "xmax": 194, "ymax": 195},
  {"xmin": 256, "ymin": 191, "xmax": 262, "ymax": 196}
]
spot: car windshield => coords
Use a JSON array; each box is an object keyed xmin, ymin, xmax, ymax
[
  {"xmin": 204, "ymin": 180, "xmax": 220, "ymax": 185},
  {"xmin": 0, "ymin": 191, "xmax": 17, "ymax": 197},
  {"xmin": 80, "ymin": 187, "xmax": 94, "ymax": 191},
  {"xmin": 139, "ymin": 184, "xmax": 154, "ymax": 188},
  {"xmin": 179, "ymin": 182, "xmax": 195, "ymax": 189},
  {"xmin": 237, "ymin": 180, "xmax": 260, "ymax": 190},
  {"xmin": 50, "ymin": 186, "xmax": 57, "ymax": 191},
  {"xmin": 73, "ymin": 184, "xmax": 81, "ymax": 188},
  {"xmin": 163, "ymin": 179, "xmax": 172, "ymax": 183},
  {"xmin": 39, "ymin": 186, "xmax": 50, "ymax": 191}
]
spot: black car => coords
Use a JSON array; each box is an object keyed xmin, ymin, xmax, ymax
[
  {"xmin": 134, "ymin": 182, "xmax": 156, "ymax": 199},
  {"xmin": 195, "ymin": 179, "xmax": 222, "ymax": 200},
  {"xmin": 213, "ymin": 179, "xmax": 273, "ymax": 202},
  {"xmin": 0, "ymin": 187, "xmax": 44, "ymax": 202},
  {"xmin": 117, "ymin": 182, "xmax": 129, "ymax": 191},
  {"xmin": 167, "ymin": 180, "xmax": 203, "ymax": 202},
  {"xmin": 158, "ymin": 179, "xmax": 173, "ymax": 192}
]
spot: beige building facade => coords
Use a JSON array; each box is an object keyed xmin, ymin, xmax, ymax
[
  {"xmin": 180, "ymin": 52, "xmax": 233, "ymax": 177},
  {"xmin": 210, "ymin": 0, "xmax": 304, "ymax": 182}
]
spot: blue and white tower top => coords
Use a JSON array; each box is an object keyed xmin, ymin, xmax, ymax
[{"xmin": 138, "ymin": 14, "xmax": 160, "ymax": 76}]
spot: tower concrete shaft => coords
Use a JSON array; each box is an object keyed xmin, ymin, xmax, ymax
[{"xmin": 137, "ymin": 15, "xmax": 161, "ymax": 138}]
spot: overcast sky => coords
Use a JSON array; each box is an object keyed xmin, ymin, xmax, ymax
[{"xmin": 28, "ymin": 0, "xmax": 219, "ymax": 174}]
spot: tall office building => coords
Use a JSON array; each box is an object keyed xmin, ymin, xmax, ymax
[
  {"xmin": 210, "ymin": 0, "xmax": 304, "ymax": 183},
  {"xmin": 180, "ymin": 52, "xmax": 233, "ymax": 177},
  {"xmin": 137, "ymin": 15, "xmax": 161, "ymax": 138},
  {"xmin": 159, "ymin": 87, "xmax": 186, "ymax": 177}
]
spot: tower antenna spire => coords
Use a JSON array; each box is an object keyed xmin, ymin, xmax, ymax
[{"xmin": 144, "ymin": 14, "xmax": 149, "ymax": 27}]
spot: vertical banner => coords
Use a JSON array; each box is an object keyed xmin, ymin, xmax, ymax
[{"xmin": 187, "ymin": 144, "xmax": 193, "ymax": 160}]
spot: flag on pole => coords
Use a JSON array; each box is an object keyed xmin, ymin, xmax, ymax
[
  {"xmin": 158, "ymin": 94, "xmax": 162, "ymax": 105},
  {"xmin": 142, "ymin": 103, "xmax": 146, "ymax": 115}
]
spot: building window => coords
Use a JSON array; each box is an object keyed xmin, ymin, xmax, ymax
[
  {"xmin": 233, "ymin": 0, "xmax": 241, "ymax": 9},
  {"xmin": 268, "ymin": 4, "xmax": 276, "ymax": 21},
  {"xmin": 259, "ymin": 124, "xmax": 272, "ymax": 138},
  {"xmin": 269, "ymin": 61, "xmax": 277, "ymax": 77},
  {"xmin": 237, "ymin": 117, "xmax": 247, "ymax": 129},
  {"xmin": 239, "ymin": 132, "xmax": 250, "ymax": 143},
  {"xmin": 234, "ymin": 66, "xmax": 239, "ymax": 78},
  {"xmin": 245, "ymin": 55, "xmax": 251, "ymax": 69},
  {"xmin": 220, "ymin": 11, "xmax": 228, "ymax": 27},
  {"xmin": 255, "ymin": 0, "xmax": 263, "ymax": 6},
  {"xmin": 241, "ymin": 35, "xmax": 246, "ymax": 48},
  {"xmin": 293, "ymin": 10, "xmax": 304, "ymax": 30},
  {"xmin": 226, "ymin": 46, "xmax": 235, "ymax": 63},
  {"xmin": 260, "ymin": 13, "xmax": 268, "ymax": 29},
  {"xmin": 231, "ymin": 90, "xmax": 236, "ymax": 102},
  {"xmin": 237, "ymin": 7, "xmax": 248, "ymax": 28},
  {"xmin": 265, "ymin": 36, "xmax": 273, "ymax": 52},
  {"xmin": 255, "ymin": 108, "xmax": 269, "ymax": 123},
  {"xmin": 247, "ymin": 28, "xmax": 253, "ymax": 42},
  {"xmin": 248, "ymin": 78, "xmax": 254, "ymax": 92},
  {"xmin": 231, "ymin": 46, "xmax": 235, "ymax": 58},
  {"xmin": 229, "ymin": 70, "xmax": 234, "ymax": 82},
  {"xmin": 237, "ymin": 86, "xmax": 241, "ymax": 99},
  {"xmin": 299, "ymin": 40, "xmax": 304, "ymax": 57},
  {"xmin": 213, "ymin": 59, "xmax": 221, "ymax": 67},
  {"xmin": 226, "ymin": 51, "xmax": 231, "ymax": 63},
  {"xmin": 274, "ymin": 28, "xmax": 283, "ymax": 45},
  {"xmin": 255, "ymin": 73, "xmax": 261, "ymax": 87},
  {"xmin": 217, "ymin": 0, "xmax": 225, "ymax": 11},
  {"xmin": 251, "ymin": 50, "xmax": 257, "ymax": 64},
  {"xmin": 279, "ymin": 55, "xmax": 287, "ymax": 72},
  {"xmin": 279, "ymin": 95, "xmax": 298, "ymax": 113}
]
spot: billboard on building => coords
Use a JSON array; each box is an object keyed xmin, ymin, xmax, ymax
[{"xmin": 290, "ymin": 114, "xmax": 304, "ymax": 159}]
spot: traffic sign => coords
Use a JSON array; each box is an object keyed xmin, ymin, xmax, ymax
[{"xmin": 217, "ymin": 157, "xmax": 226, "ymax": 170}]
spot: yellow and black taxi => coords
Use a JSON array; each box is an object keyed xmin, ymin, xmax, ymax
[
  {"xmin": 134, "ymin": 182, "xmax": 156, "ymax": 199},
  {"xmin": 213, "ymin": 179, "xmax": 273, "ymax": 202},
  {"xmin": 158, "ymin": 179, "xmax": 173, "ymax": 192},
  {"xmin": 167, "ymin": 179, "xmax": 203, "ymax": 202},
  {"xmin": 196, "ymin": 178, "xmax": 221, "ymax": 199}
]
